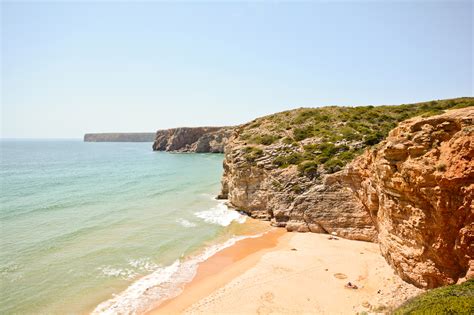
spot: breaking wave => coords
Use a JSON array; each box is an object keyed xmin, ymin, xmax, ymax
[
  {"xmin": 194, "ymin": 201, "xmax": 246, "ymax": 226},
  {"xmin": 92, "ymin": 234, "xmax": 262, "ymax": 315}
]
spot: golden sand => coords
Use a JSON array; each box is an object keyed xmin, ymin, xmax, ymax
[{"xmin": 148, "ymin": 229, "xmax": 420, "ymax": 314}]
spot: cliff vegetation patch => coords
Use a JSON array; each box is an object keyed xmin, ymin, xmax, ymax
[
  {"xmin": 236, "ymin": 97, "xmax": 473, "ymax": 177},
  {"xmin": 393, "ymin": 280, "xmax": 474, "ymax": 315}
]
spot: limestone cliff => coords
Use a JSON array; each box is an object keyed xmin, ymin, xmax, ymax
[
  {"xmin": 152, "ymin": 127, "xmax": 232, "ymax": 153},
  {"xmin": 219, "ymin": 98, "xmax": 473, "ymax": 288},
  {"xmin": 345, "ymin": 107, "xmax": 473, "ymax": 288},
  {"xmin": 220, "ymin": 131, "xmax": 378, "ymax": 242}
]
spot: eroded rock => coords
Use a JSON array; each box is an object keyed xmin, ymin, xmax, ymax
[
  {"xmin": 346, "ymin": 107, "xmax": 474, "ymax": 288},
  {"xmin": 220, "ymin": 135, "xmax": 377, "ymax": 242}
]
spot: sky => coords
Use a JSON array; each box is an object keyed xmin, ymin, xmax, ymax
[{"xmin": 1, "ymin": 1, "xmax": 472, "ymax": 138}]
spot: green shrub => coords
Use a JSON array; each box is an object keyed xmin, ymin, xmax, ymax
[
  {"xmin": 291, "ymin": 184, "xmax": 304, "ymax": 194},
  {"xmin": 338, "ymin": 150, "xmax": 356, "ymax": 162},
  {"xmin": 298, "ymin": 160, "xmax": 319, "ymax": 179},
  {"xmin": 324, "ymin": 158, "xmax": 344, "ymax": 173},
  {"xmin": 273, "ymin": 156, "xmax": 288, "ymax": 168},
  {"xmin": 421, "ymin": 109, "xmax": 445, "ymax": 117},
  {"xmin": 340, "ymin": 126, "xmax": 362, "ymax": 141},
  {"xmin": 293, "ymin": 126, "xmax": 313, "ymax": 141},
  {"xmin": 287, "ymin": 152, "xmax": 303, "ymax": 165},
  {"xmin": 303, "ymin": 143, "xmax": 318, "ymax": 152},
  {"xmin": 252, "ymin": 134, "xmax": 279, "ymax": 145},
  {"xmin": 393, "ymin": 280, "xmax": 474, "ymax": 315},
  {"xmin": 364, "ymin": 131, "xmax": 384, "ymax": 146},
  {"xmin": 272, "ymin": 152, "xmax": 303, "ymax": 168},
  {"xmin": 239, "ymin": 133, "xmax": 251, "ymax": 140},
  {"xmin": 312, "ymin": 142, "xmax": 338, "ymax": 163},
  {"xmin": 243, "ymin": 146, "xmax": 263, "ymax": 162}
]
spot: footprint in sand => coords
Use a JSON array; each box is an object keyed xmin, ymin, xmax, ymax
[
  {"xmin": 333, "ymin": 273, "xmax": 348, "ymax": 279},
  {"xmin": 257, "ymin": 292, "xmax": 275, "ymax": 315},
  {"xmin": 261, "ymin": 291, "xmax": 275, "ymax": 303}
]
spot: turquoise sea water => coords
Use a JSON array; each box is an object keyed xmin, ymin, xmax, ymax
[{"xmin": 0, "ymin": 140, "xmax": 259, "ymax": 314}]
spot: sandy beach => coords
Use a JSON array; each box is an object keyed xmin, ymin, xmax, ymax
[{"xmin": 148, "ymin": 229, "xmax": 422, "ymax": 314}]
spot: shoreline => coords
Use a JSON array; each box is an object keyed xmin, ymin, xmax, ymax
[
  {"xmin": 147, "ymin": 227, "xmax": 287, "ymax": 314},
  {"xmin": 148, "ymin": 230, "xmax": 422, "ymax": 314}
]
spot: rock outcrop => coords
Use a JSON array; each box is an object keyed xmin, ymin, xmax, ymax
[
  {"xmin": 152, "ymin": 127, "xmax": 232, "ymax": 153},
  {"xmin": 345, "ymin": 107, "xmax": 474, "ymax": 288},
  {"xmin": 220, "ymin": 133, "xmax": 378, "ymax": 242},
  {"xmin": 84, "ymin": 133, "xmax": 155, "ymax": 142}
]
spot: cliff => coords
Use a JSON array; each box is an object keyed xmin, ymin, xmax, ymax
[
  {"xmin": 84, "ymin": 133, "xmax": 155, "ymax": 142},
  {"xmin": 219, "ymin": 97, "xmax": 473, "ymax": 288},
  {"xmin": 152, "ymin": 127, "xmax": 232, "ymax": 153},
  {"xmin": 346, "ymin": 107, "xmax": 473, "ymax": 288}
]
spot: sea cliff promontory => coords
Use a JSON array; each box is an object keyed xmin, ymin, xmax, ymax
[
  {"xmin": 152, "ymin": 127, "xmax": 233, "ymax": 153},
  {"xmin": 218, "ymin": 97, "xmax": 473, "ymax": 289}
]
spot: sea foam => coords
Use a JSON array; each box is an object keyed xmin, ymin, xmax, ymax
[
  {"xmin": 194, "ymin": 201, "xmax": 246, "ymax": 226},
  {"xmin": 176, "ymin": 218, "xmax": 197, "ymax": 228},
  {"xmin": 98, "ymin": 266, "xmax": 137, "ymax": 280}
]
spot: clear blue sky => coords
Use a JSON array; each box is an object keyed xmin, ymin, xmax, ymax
[{"xmin": 1, "ymin": 1, "xmax": 472, "ymax": 138}]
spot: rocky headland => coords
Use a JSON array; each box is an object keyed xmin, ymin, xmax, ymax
[
  {"xmin": 218, "ymin": 97, "xmax": 473, "ymax": 289},
  {"xmin": 84, "ymin": 133, "xmax": 155, "ymax": 142},
  {"xmin": 152, "ymin": 127, "xmax": 233, "ymax": 153}
]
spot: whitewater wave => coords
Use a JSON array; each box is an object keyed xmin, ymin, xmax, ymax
[
  {"xmin": 176, "ymin": 218, "xmax": 197, "ymax": 228},
  {"xmin": 128, "ymin": 258, "xmax": 159, "ymax": 272},
  {"xmin": 98, "ymin": 266, "xmax": 137, "ymax": 280},
  {"xmin": 98, "ymin": 258, "xmax": 160, "ymax": 281},
  {"xmin": 92, "ymin": 234, "xmax": 263, "ymax": 315},
  {"xmin": 194, "ymin": 201, "xmax": 246, "ymax": 226}
]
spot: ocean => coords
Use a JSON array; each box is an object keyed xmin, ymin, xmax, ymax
[{"xmin": 0, "ymin": 140, "xmax": 265, "ymax": 314}]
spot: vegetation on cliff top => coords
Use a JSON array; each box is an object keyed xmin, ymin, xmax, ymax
[
  {"xmin": 393, "ymin": 280, "xmax": 474, "ymax": 315},
  {"xmin": 237, "ymin": 97, "xmax": 473, "ymax": 177}
]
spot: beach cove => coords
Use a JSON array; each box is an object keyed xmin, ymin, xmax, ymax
[{"xmin": 149, "ymin": 229, "xmax": 422, "ymax": 314}]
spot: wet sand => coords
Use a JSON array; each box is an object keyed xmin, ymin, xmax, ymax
[{"xmin": 148, "ymin": 230, "xmax": 421, "ymax": 314}]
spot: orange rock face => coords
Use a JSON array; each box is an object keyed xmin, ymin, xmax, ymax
[{"xmin": 347, "ymin": 107, "xmax": 473, "ymax": 288}]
